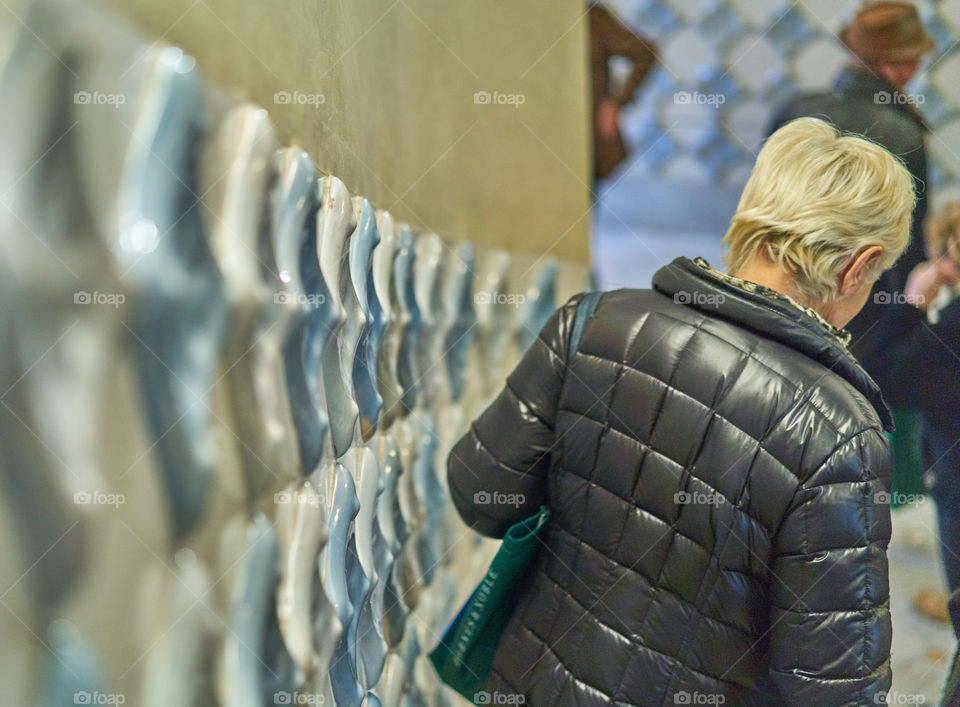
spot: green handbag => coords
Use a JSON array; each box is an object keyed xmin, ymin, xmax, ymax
[
  {"xmin": 885, "ymin": 406, "xmax": 927, "ymax": 508},
  {"xmin": 429, "ymin": 291, "xmax": 603, "ymax": 700},
  {"xmin": 428, "ymin": 506, "xmax": 552, "ymax": 700}
]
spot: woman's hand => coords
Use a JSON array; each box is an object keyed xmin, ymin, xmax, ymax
[
  {"xmin": 905, "ymin": 257, "xmax": 960, "ymax": 311},
  {"xmin": 595, "ymin": 99, "xmax": 620, "ymax": 140}
]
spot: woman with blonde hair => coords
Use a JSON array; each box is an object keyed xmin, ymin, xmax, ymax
[{"xmin": 447, "ymin": 117, "xmax": 935, "ymax": 703}]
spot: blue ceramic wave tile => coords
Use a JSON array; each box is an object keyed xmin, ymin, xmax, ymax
[
  {"xmin": 350, "ymin": 197, "xmax": 385, "ymax": 441},
  {"xmin": 275, "ymin": 476, "xmax": 338, "ymax": 680},
  {"xmin": 0, "ymin": 338, "xmax": 87, "ymax": 606},
  {"xmin": 37, "ymin": 620, "xmax": 103, "ymax": 707},
  {"xmin": 401, "ymin": 622, "xmax": 425, "ymax": 707},
  {"xmin": 377, "ymin": 435, "xmax": 410, "ymax": 649},
  {"xmin": 204, "ymin": 105, "xmax": 301, "ymax": 502},
  {"xmin": 337, "ymin": 529, "xmax": 371, "ymax": 706},
  {"xmin": 114, "ymin": 48, "xmax": 227, "ymax": 541},
  {"xmin": 358, "ymin": 519, "xmax": 390, "ymax": 687},
  {"xmin": 0, "ymin": 0, "xmax": 105, "ymax": 610},
  {"xmin": 322, "ymin": 461, "xmax": 363, "ymax": 707},
  {"xmin": 317, "ymin": 175, "xmax": 360, "ymax": 459},
  {"xmin": 514, "ymin": 260, "xmax": 558, "ymax": 355},
  {"xmin": 413, "ymin": 233, "xmax": 449, "ymax": 410},
  {"xmin": 220, "ymin": 514, "xmax": 297, "ymax": 707},
  {"xmin": 350, "ymin": 446, "xmax": 387, "ymax": 688},
  {"xmin": 394, "ymin": 224, "xmax": 423, "ymax": 416},
  {"xmin": 411, "ymin": 414, "xmax": 443, "ymax": 588},
  {"xmin": 273, "ymin": 149, "xmax": 327, "ymax": 476},
  {"xmin": 373, "ymin": 211, "xmax": 405, "ymax": 432},
  {"xmin": 293, "ymin": 167, "xmax": 342, "ymax": 474},
  {"xmin": 443, "ymin": 243, "xmax": 478, "ymax": 403}
]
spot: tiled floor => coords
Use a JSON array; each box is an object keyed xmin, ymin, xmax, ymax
[
  {"xmin": 591, "ymin": 176, "xmax": 958, "ymax": 702},
  {"xmin": 887, "ymin": 502, "xmax": 955, "ymax": 703}
]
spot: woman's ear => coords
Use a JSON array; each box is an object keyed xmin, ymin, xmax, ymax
[{"xmin": 839, "ymin": 245, "xmax": 884, "ymax": 295}]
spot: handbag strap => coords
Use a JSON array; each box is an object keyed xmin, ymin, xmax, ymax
[{"xmin": 567, "ymin": 291, "xmax": 603, "ymax": 365}]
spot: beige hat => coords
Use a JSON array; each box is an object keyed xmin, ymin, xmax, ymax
[{"xmin": 841, "ymin": 2, "xmax": 935, "ymax": 62}]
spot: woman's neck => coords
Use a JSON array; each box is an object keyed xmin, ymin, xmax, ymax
[
  {"xmin": 732, "ymin": 255, "xmax": 838, "ymax": 326},
  {"xmin": 734, "ymin": 257, "xmax": 811, "ymax": 306}
]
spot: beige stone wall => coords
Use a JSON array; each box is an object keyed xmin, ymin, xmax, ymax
[{"xmin": 104, "ymin": 0, "xmax": 593, "ymax": 263}]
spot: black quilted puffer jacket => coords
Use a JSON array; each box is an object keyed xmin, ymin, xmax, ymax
[{"xmin": 448, "ymin": 257, "xmax": 894, "ymax": 706}]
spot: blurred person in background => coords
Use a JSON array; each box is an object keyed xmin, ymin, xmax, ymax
[
  {"xmin": 940, "ymin": 589, "xmax": 960, "ymax": 707},
  {"xmin": 769, "ymin": 2, "xmax": 933, "ymax": 330},
  {"xmin": 768, "ymin": 1, "xmax": 958, "ymax": 624},
  {"xmin": 448, "ymin": 118, "xmax": 921, "ymax": 704},
  {"xmin": 920, "ymin": 203, "xmax": 960, "ymax": 323},
  {"xmin": 887, "ymin": 203, "xmax": 960, "ymax": 628},
  {"xmin": 944, "ymin": 588, "xmax": 960, "ymax": 705},
  {"xmin": 589, "ymin": 1, "xmax": 656, "ymax": 183}
]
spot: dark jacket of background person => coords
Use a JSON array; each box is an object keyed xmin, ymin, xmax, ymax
[
  {"xmin": 882, "ymin": 295, "xmax": 960, "ymax": 441},
  {"xmin": 448, "ymin": 257, "xmax": 894, "ymax": 705},
  {"xmin": 768, "ymin": 66, "xmax": 928, "ymax": 410},
  {"xmin": 945, "ymin": 589, "xmax": 960, "ymax": 706},
  {"xmin": 590, "ymin": 3, "xmax": 656, "ymax": 180}
]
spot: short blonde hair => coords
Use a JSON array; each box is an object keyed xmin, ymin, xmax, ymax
[
  {"xmin": 925, "ymin": 202, "xmax": 960, "ymax": 261},
  {"xmin": 723, "ymin": 117, "xmax": 915, "ymax": 301}
]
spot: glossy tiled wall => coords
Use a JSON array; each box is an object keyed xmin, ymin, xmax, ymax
[{"xmin": 0, "ymin": 1, "xmax": 588, "ymax": 705}]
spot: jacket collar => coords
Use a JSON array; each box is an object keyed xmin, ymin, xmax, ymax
[
  {"xmin": 652, "ymin": 257, "xmax": 893, "ymax": 431},
  {"xmin": 834, "ymin": 66, "xmax": 928, "ymax": 130}
]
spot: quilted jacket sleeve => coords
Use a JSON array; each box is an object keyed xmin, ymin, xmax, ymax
[
  {"xmin": 446, "ymin": 295, "xmax": 583, "ymax": 538},
  {"xmin": 765, "ymin": 428, "xmax": 893, "ymax": 703}
]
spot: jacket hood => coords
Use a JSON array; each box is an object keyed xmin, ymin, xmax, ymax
[{"xmin": 653, "ymin": 256, "xmax": 894, "ymax": 431}]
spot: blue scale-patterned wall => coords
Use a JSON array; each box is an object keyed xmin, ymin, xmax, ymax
[{"xmin": 605, "ymin": 0, "xmax": 960, "ymax": 205}]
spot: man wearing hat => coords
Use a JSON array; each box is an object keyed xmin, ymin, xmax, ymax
[
  {"xmin": 770, "ymin": 3, "xmax": 934, "ymax": 400},
  {"xmin": 770, "ymin": 2, "xmax": 960, "ymax": 626}
]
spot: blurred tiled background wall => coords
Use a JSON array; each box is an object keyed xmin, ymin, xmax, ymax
[{"xmin": 594, "ymin": 0, "xmax": 960, "ymax": 289}]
